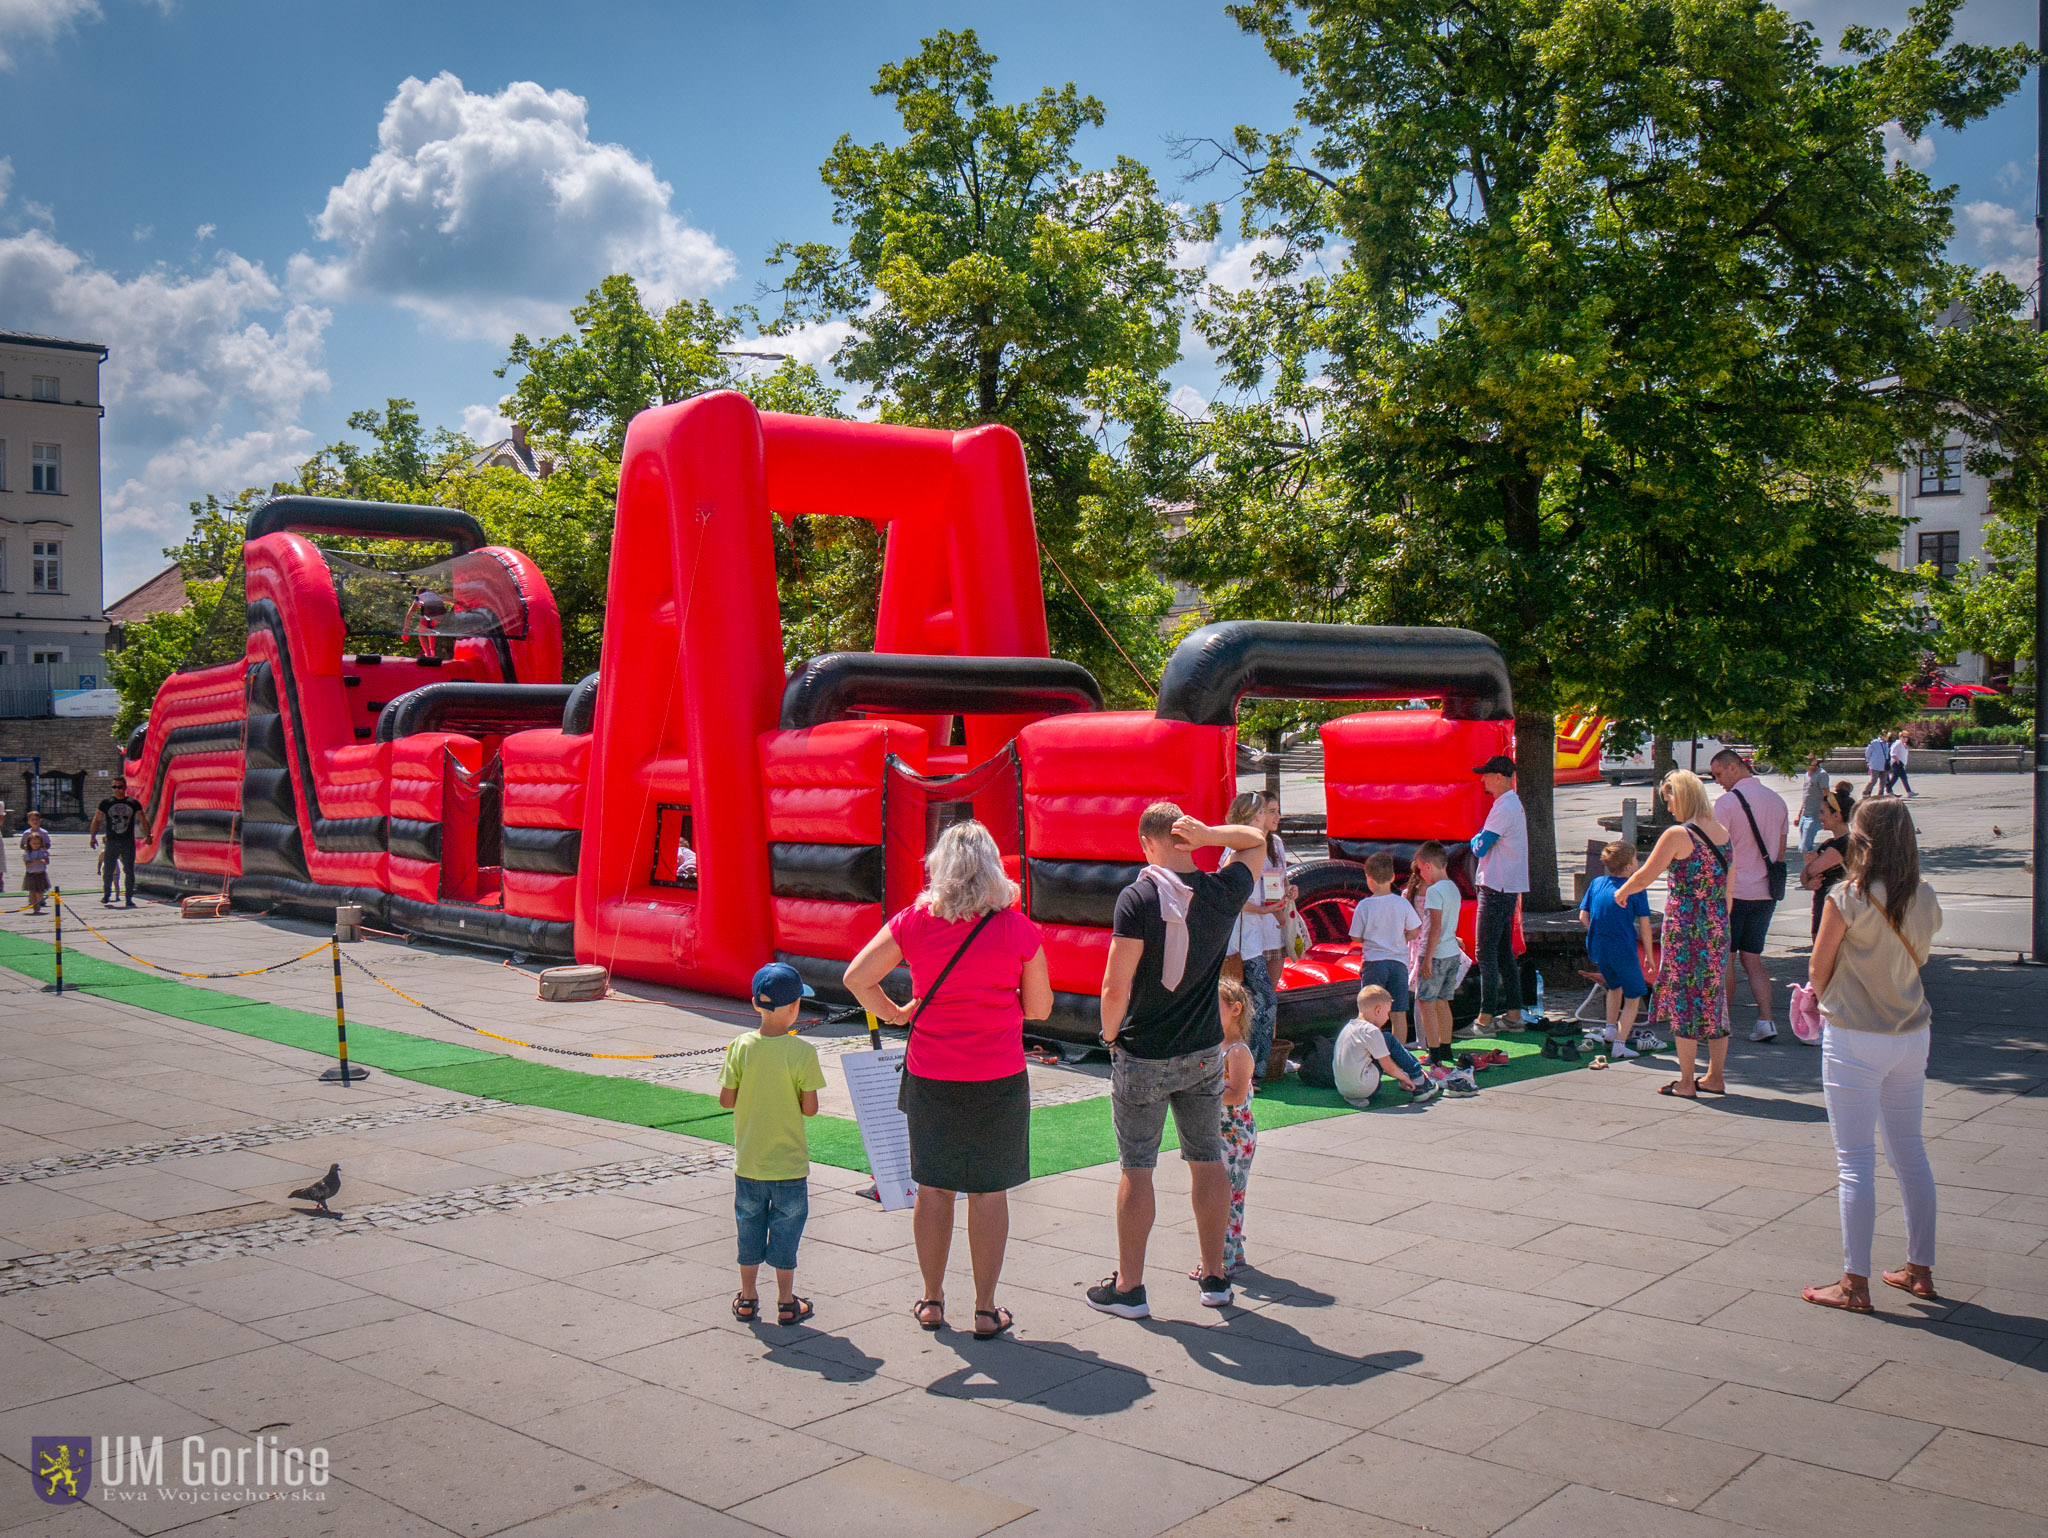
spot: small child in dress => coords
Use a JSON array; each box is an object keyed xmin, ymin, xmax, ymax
[
  {"xmin": 1210, "ymin": 977, "xmax": 1258, "ymax": 1278},
  {"xmin": 719, "ymin": 963, "xmax": 827, "ymax": 1326},
  {"xmin": 1334, "ymin": 985, "xmax": 1446, "ymax": 1107},
  {"xmin": 20, "ymin": 812, "xmax": 52, "ymax": 915},
  {"xmin": 1348, "ymin": 852, "xmax": 1421, "ymax": 1047},
  {"xmin": 1578, "ymin": 840, "xmax": 1655, "ymax": 1058}
]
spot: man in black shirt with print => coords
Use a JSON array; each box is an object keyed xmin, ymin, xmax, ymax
[
  {"xmin": 1088, "ymin": 801, "xmax": 1264, "ymax": 1318},
  {"xmin": 91, "ymin": 777, "xmax": 143, "ymax": 907}
]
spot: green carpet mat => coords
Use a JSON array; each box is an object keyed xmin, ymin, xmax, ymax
[{"xmin": 0, "ymin": 923, "xmax": 1586, "ymax": 1180}]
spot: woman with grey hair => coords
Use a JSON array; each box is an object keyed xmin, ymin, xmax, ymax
[{"xmin": 845, "ymin": 819, "xmax": 1051, "ymax": 1339}]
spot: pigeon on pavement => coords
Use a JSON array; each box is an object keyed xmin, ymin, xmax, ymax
[{"xmin": 288, "ymin": 1164, "xmax": 341, "ymax": 1216}]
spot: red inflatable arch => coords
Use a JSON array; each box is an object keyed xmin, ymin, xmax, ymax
[{"xmin": 576, "ymin": 393, "xmax": 1051, "ymax": 996}]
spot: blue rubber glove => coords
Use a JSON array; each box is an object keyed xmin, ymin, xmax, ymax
[{"xmin": 1471, "ymin": 829, "xmax": 1500, "ymax": 859}]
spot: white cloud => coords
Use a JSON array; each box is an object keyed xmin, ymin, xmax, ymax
[
  {"xmin": 1170, "ymin": 384, "xmax": 1210, "ymax": 420},
  {"xmin": 1206, "ymin": 238, "xmax": 1287, "ymax": 292},
  {"xmin": 291, "ymin": 71, "xmax": 735, "ymax": 341},
  {"xmin": 460, "ymin": 401, "xmax": 511, "ymax": 442},
  {"xmin": 0, "ymin": 0, "xmax": 99, "ymax": 70},
  {"xmin": 1882, "ymin": 122, "xmax": 1935, "ymax": 171},
  {"xmin": 194, "ymin": 222, "xmax": 215, "ymax": 241},
  {"xmin": 751, "ymin": 319, "xmax": 852, "ymax": 371},
  {"xmin": 0, "ymin": 224, "xmax": 331, "ymax": 594},
  {"xmin": 1961, "ymin": 199, "xmax": 2039, "ymax": 290},
  {"xmin": 1995, "ymin": 160, "xmax": 2029, "ymax": 193},
  {"xmin": 0, "ymin": 155, "xmax": 11, "ymax": 208}
]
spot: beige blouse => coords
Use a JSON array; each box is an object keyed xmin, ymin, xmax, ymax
[{"xmin": 1820, "ymin": 880, "xmax": 1942, "ymax": 1035}]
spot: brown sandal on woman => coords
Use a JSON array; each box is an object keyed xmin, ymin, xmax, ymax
[
  {"xmin": 912, "ymin": 1299, "xmax": 945, "ymax": 1331},
  {"xmin": 1882, "ymin": 1264, "xmax": 1939, "ymax": 1301},
  {"xmin": 973, "ymin": 1306, "xmax": 1014, "ymax": 1340},
  {"xmin": 1802, "ymin": 1277, "xmax": 1875, "ymax": 1313}
]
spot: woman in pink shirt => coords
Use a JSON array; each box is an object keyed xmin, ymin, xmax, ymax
[{"xmin": 845, "ymin": 820, "xmax": 1051, "ymax": 1340}]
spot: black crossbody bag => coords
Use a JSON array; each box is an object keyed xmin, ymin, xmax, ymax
[
  {"xmin": 1732, "ymin": 785, "xmax": 1788, "ymax": 901},
  {"xmin": 895, "ymin": 910, "xmax": 999, "ymax": 1111}
]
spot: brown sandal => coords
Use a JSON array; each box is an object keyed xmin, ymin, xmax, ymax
[
  {"xmin": 1882, "ymin": 1265, "xmax": 1939, "ymax": 1301},
  {"xmin": 973, "ymin": 1306, "xmax": 1014, "ymax": 1340},
  {"xmin": 912, "ymin": 1299, "xmax": 945, "ymax": 1331},
  {"xmin": 1802, "ymin": 1278, "xmax": 1874, "ymax": 1313},
  {"xmin": 731, "ymin": 1293, "xmax": 760, "ymax": 1322}
]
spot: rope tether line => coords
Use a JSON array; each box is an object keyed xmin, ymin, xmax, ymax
[
  {"xmin": 338, "ymin": 951, "xmax": 729, "ymax": 1062},
  {"xmin": 53, "ymin": 897, "xmax": 331, "ymax": 979}
]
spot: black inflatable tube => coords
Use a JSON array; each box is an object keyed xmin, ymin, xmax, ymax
[
  {"xmin": 1153, "ymin": 621, "xmax": 1514, "ymax": 727},
  {"xmin": 561, "ymin": 672, "xmax": 600, "ymax": 734},
  {"xmin": 375, "ymin": 683, "xmax": 576, "ymax": 742},
  {"xmin": 780, "ymin": 652, "xmax": 1104, "ymax": 731},
  {"xmin": 245, "ymin": 495, "xmax": 487, "ymax": 554}
]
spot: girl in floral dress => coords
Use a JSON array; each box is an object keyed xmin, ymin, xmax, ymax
[
  {"xmin": 1197, "ymin": 978, "xmax": 1259, "ymax": 1277},
  {"xmin": 1611, "ymin": 770, "xmax": 1732, "ymax": 1098}
]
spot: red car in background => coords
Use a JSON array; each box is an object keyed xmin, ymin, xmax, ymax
[{"xmin": 1908, "ymin": 676, "xmax": 2001, "ymax": 711}]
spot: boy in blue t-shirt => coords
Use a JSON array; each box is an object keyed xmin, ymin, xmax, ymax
[{"xmin": 1578, "ymin": 840, "xmax": 1655, "ymax": 1058}]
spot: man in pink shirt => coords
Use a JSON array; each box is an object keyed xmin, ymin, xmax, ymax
[{"xmin": 1710, "ymin": 748, "xmax": 1789, "ymax": 1042}]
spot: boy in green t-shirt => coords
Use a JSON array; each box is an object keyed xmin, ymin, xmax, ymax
[{"xmin": 719, "ymin": 963, "xmax": 827, "ymax": 1326}]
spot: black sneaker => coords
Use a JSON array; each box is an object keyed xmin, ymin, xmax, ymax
[
  {"xmin": 1198, "ymin": 1273, "xmax": 1234, "ymax": 1308},
  {"xmin": 1086, "ymin": 1276, "xmax": 1150, "ymax": 1319}
]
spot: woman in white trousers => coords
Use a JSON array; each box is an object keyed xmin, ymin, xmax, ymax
[{"xmin": 1802, "ymin": 797, "xmax": 1943, "ymax": 1312}]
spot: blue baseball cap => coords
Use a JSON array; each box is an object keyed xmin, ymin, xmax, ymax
[{"xmin": 752, "ymin": 962, "xmax": 815, "ymax": 1010}]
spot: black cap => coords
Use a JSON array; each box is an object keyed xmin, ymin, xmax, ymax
[{"xmin": 1471, "ymin": 755, "xmax": 1517, "ymax": 777}]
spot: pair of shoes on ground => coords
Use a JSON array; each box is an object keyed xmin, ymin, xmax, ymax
[{"xmin": 1089, "ymin": 1271, "xmax": 1231, "ymax": 1317}]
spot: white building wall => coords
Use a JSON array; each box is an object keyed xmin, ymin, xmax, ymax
[
  {"xmin": 1885, "ymin": 434, "xmax": 2000, "ymax": 685},
  {"xmin": 0, "ymin": 335, "xmax": 109, "ymax": 679}
]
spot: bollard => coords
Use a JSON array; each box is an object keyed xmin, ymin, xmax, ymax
[
  {"xmin": 51, "ymin": 889, "xmax": 62, "ymax": 996},
  {"xmin": 1622, "ymin": 797, "xmax": 1639, "ymax": 848},
  {"xmin": 318, "ymin": 934, "xmax": 369, "ymax": 1083},
  {"xmin": 865, "ymin": 1009, "xmax": 882, "ymax": 1051}
]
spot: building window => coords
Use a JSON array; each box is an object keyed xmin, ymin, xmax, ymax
[
  {"xmin": 31, "ymin": 375, "xmax": 60, "ymax": 402},
  {"xmin": 1918, "ymin": 445, "xmax": 1962, "ymax": 496},
  {"xmin": 0, "ymin": 535, "xmax": 6, "ymax": 589},
  {"xmin": 31, "ymin": 539, "xmax": 61, "ymax": 592},
  {"xmin": 30, "ymin": 647, "xmax": 66, "ymax": 665},
  {"xmin": 31, "ymin": 443, "xmax": 59, "ymax": 493},
  {"xmin": 0, "ymin": 438, "xmax": 7, "ymax": 490},
  {"xmin": 1917, "ymin": 530, "xmax": 1960, "ymax": 580}
]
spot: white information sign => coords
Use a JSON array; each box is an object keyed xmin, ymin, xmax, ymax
[{"xmin": 840, "ymin": 1048, "xmax": 917, "ymax": 1210}]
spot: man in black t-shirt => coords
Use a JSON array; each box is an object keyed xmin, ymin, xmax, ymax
[
  {"xmin": 91, "ymin": 777, "xmax": 143, "ymax": 907},
  {"xmin": 1087, "ymin": 802, "xmax": 1263, "ymax": 1320}
]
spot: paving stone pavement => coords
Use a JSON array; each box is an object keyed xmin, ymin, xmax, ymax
[{"xmin": 0, "ymin": 790, "xmax": 2043, "ymax": 1538}]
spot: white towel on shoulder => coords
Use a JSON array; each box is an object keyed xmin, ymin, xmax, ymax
[{"xmin": 1137, "ymin": 864, "xmax": 1193, "ymax": 990}]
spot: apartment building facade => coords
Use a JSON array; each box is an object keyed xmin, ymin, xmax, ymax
[
  {"xmin": 0, "ymin": 330, "xmax": 110, "ymax": 679},
  {"xmin": 1875, "ymin": 434, "xmax": 2006, "ymax": 685}
]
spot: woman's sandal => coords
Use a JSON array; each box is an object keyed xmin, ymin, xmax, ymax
[
  {"xmin": 1802, "ymin": 1279, "xmax": 1875, "ymax": 1313},
  {"xmin": 1697, "ymin": 1081, "xmax": 1728, "ymax": 1096},
  {"xmin": 973, "ymin": 1307, "xmax": 1014, "ymax": 1340},
  {"xmin": 912, "ymin": 1299, "xmax": 945, "ymax": 1331},
  {"xmin": 777, "ymin": 1296, "xmax": 815, "ymax": 1326},
  {"xmin": 731, "ymin": 1293, "xmax": 760, "ymax": 1323},
  {"xmin": 1588, "ymin": 1055, "xmax": 1609, "ymax": 1070},
  {"xmin": 1657, "ymin": 1081, "xmax": 1697, "ymax": 1098},
  {"xmin": 1882, "ymin": 1265, "xmax": 1940, "ymax": 1302}
]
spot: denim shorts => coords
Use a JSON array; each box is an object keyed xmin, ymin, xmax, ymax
[
  {"xmin": 1728, "ymin": 898, "xmax": 1776, "ymax": 957},
  {"xmin": 1358, "ymin": 957, "xmax": 1412, "ymax": 1012},
  {"xmin": 1111, "ymin": 1046, "xmax": 1225, "ymax": 1168},
  {"xmin": 734, "ymin": 1175, "xmax": 809, "ymax": 1271},
  {"xmin": 1416, "ymin": 953, "xmax": 1462, "ymax": 1002}
]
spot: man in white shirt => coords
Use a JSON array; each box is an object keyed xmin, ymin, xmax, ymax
[
  {"xmin": 1468, "ymin": 754, "xmax": 1529, "ymax": 1032},
  {"xmin": 1710, "ymin": 748, "xmax": 1789, "ymax": 1042},
  {"xmin": 1887, "ymin": 733, "xmax": 1916, "ymax": 798},
  {"xmin": 1863, "ymin": 734, "xmax": 1889, "ymax": 798}
]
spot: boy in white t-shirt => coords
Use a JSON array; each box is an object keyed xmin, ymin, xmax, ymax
[
  {"xmin": 1347, "ymin": 852, "xmax": 1421, "ymax": 1045},
  {"xmin": 1333, "ymin": 985, "xmax": 1444, "ymax": 1108},
  {"xmin": 1412, "ymin": 841, "xmax": 1464, "ymax": 1061}
]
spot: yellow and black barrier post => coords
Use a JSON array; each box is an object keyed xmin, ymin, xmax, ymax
[
  {"xmin": 319, "ymin": 931, "xmax": 369, "ymax": 1083},
  {"xmin": 51, "ymin": 889, "xmax": 63, "ymax": 996}
]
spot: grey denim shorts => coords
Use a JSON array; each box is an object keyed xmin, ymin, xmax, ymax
[
  {"xmin": 1111, "ymin": 1045, "xmax": 1226, "ymax": 1168},
  {"xmin": 1416, "ymin": 952, "xmax": 1462, "ymax": 1002}
]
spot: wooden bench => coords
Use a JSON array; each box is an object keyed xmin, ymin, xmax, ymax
[{"xmin": 1951, "ymin": 744, "xmax": 2026, "ymax": 772}]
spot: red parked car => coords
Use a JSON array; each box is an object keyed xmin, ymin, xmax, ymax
[{"xmin": 1907, "ymin": 676, "xmax": 2000, "ymax": 711}]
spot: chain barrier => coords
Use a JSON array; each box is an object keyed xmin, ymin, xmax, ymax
[{"xmin": 52, "ymin": 896, "xmax": 331, "ymax": 979}]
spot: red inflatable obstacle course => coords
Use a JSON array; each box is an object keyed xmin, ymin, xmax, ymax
[{"xmin": 127, "ymin": 393, "xmax": 1519, "ymax": 1042}]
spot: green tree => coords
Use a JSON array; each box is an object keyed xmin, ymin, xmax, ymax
[
  {"xmin": 499, "ymin": 275, "xmax": 741, "ymax": 458},
  {"xmin": 295, "ymin": 398, "xmax": 471, "ymax": 499},
  {"xmin": 770, "ymin": 29, "xmax": 1214, "ymax": 701},
  {"xmin": 1185, "ymin": 0, "xmax": 2031, "ymax": 906}
]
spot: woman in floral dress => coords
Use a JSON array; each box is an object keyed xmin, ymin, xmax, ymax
[{"xmin": 1611, "ymin": 770, "xmax": 1732, "ymax": 1098}]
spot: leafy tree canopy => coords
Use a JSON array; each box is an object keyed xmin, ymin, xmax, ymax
[{"xmin": 770, "ymin": 28, "xmax": 1217, "ymax": 701}]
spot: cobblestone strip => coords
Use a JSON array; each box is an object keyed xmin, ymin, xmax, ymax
[
  {"xmin": 0, "ymin": 1146, "xmax": 734, "ymax": 1294},
  {"xmin": 0, "ymin": 1099, "xmax": 513, "ymax": 1186}
]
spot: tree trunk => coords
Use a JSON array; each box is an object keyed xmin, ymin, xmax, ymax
[
  {"xmin": 1264, "ymin": 727, "xmax": 1284, "ymax": 802},
  {"xmin": 1516, "ymin": 711, "xmax": 1563, "ymax": 912},
  {"xmin": 1650, "ymin": 731, "xmax": 1677, "ymax": 826}
]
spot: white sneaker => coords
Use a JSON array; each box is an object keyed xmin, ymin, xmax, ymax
[
  {"xmin": 1632, "ymin": 1032, "xmax": 1668, "ymax": 1051},
  {"xmin": 1750, "ymin": 1020, "xmax": 1779, "ymax": 1043},
  {"xmin": 1611, "ymin": 1041, "xmax": 1640, "ymax": 1059}
]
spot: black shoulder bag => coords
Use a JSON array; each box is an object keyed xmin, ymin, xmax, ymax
[
  {"xmin": 1732, "ymin": 784, "xmax": 1788, "ymax": 901},
  {"xmin": 894, "ymin": 910, "xmax": 999, "ymax": 1111}
]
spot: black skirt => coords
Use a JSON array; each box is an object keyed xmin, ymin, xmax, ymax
[{"xmin": 898, "ymin": 1068, "xmax": 1031, "ymax": 1193}]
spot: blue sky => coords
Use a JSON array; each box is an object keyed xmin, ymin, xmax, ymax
[{"xmin": 0, "ymin": 0, "xmax": 2036, "ymax": 599}]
